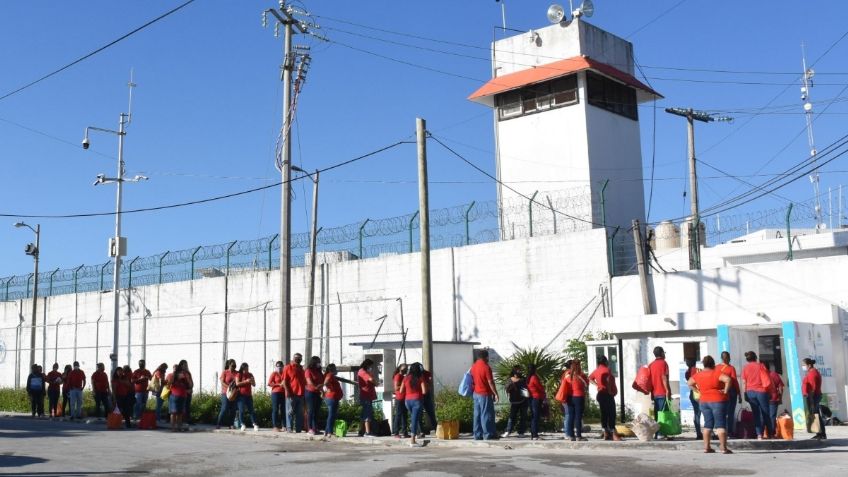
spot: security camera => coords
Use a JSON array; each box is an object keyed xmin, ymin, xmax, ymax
[{"xmin": 82, "ymin": 137, "xmax": 90, "ymax": 149}]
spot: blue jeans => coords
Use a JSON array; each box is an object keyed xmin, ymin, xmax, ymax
[
  {"xmin": 69, "ymin": 389, "xmax": 83, "ymax": 418},
  {"xmin": 653, "ymin": 396, "xmax": 668, "ymax": 438},
  {"xmin": 725, "ymin": 388, "xmax": 738, "ymax": 435},
  {"xmin": 154, "ymin": 392, "xmax": 166, "ymax": 421},
  {"xmin": 134, "ymin": 391, "xmax": 148, "ymax": 419},
  {"xmin": 746, "ymin": 391, "xmax": 773, "ymax": 437},
  {"xmin": 769, "ymin": 402, "xmax": 779, "ymax": 429},
  {"xmin": 94, "ymin": 391, "xmax": 110, "ymax": 418},
  {"xmin": 701, "ymin": 401, "xmax": 727, "ymax": 429},
  {"xmin": 216, "ymin": 394, "xmax": 236, "ymax": 427},
  {"xmin": 360, "ymin": 399, "xmax": 374, "ymax": 422},
  {"xmin": 406, "ymin": 399, "xmax": 423, "ymax": 436},
  {"xmin": 286, "ymin": 395, "xmax": 304, "ymax": 432},
  {"xmin": 237, "ymin": 395, "xmax": 257, "ymax": 427},
  {"xmin": 271, "ymin": 392, "xmax": 285, "ymax": 429},
  {"xmin": 529, "ymin": 398, "xmax": 541, "ymax": 438},
  {"xmin": 690, "ymin": 394, "xmax": 702, "ymax": 436},
  {"xmin": 472, "ymin": 394, "xmax": 496, "ymax": 440},
  {"xmin": 393, "ymin": 399, "xmax": 408, "ymax": 436},
  {"xmin": 305, "ymin": 390, "xmax": 320, "ymax": 432},
  {"xmin": 565, "ymin": 396, "xmax": 585, "ymax": 438},
  {"xmin": 324, "ymin": 398, "xmax": 339, "ymax": 436}
]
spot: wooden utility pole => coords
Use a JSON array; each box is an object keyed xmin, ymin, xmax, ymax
[
  {"xmin": 632, "ymin": 219, "xmax": 652, "ymax": 314},
  {"xmin": 417, "ymin": 118, "xmax": 434, "ymax": 374},
  {"xmin": 304, "ymin": 171, "xmax": 320, "ymax": 358}
]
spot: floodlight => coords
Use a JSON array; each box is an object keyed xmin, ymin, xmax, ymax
[
  {"xmin": 575, "ymin": 0, "xmax": 594, "ymax": 18},
  {"xmin": 546, "ymin": 4, "xmax": 566, "ymax": 23}
]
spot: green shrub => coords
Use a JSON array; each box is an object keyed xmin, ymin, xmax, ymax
[
  {"xmin": 0, "ymin": 388, "xmax": 30, "ymax": 413},
  {"xmin": 435, "ymin": 388, "xmax": 473, "ymax": 432}
]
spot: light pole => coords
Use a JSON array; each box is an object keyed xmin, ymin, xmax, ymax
[
  {"xmin": 293, "ymin": 165, "xmax": 319, "ymax": 358},
  {"xmin": 82, "ymin": 79, "xmax": 147, "ymax": 373},
  {"xmin": 14, "ymin": 221, "xmax": 39, "ymax": 368}
]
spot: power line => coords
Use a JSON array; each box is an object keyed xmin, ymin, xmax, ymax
[
  {"xmin": 625, "ymin": 0, "xmax": 691, "ymax": 39},
  {"xmin": 0, "ymin": 140, "xmax": 412, "ymax": 219}
]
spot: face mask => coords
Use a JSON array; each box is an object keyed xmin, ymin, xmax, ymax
[
  {"xmin": 332, "ymin": 370, "xmax": 338, "ymax": 376},
  {"xmin": 275, "ymin": 366, "xmax": 283, "ymax": 372},
  {"xmin": 295, "ymin": 359, "xmax": 302, "ymax": 365},
  {"xmin": 802, "ymin": 365, "xmax": 809, "ymax": 372}
]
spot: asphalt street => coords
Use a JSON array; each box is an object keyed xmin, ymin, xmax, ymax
[{"xmin": 1, "ymin": 416, "xmax": 847, "ymax": 476}]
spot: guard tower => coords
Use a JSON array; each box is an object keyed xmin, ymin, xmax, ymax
[{"xmin": 469, "ymin": 14, "xmax": 661, "ymax": 239}]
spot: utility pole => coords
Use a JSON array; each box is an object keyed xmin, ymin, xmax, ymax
[
  {"xmin": 14, "ymin": 222, "xmax": 39, "ymax": 368},
  {"xmin": 631, "ymin": 219, "xmax": 652, "ymax": 315},
  {"xmin": 299, "ymin": 168, "xmax": 320, "ymax": 359},
  {"xmin": 664, "ymin": 108, "xmax": 731, "ymax": 270},
  {"xmin": 417, "ymin": 118, "xmax": 434, "ymax": 375},
  {"xmin": 800, "ymin": 44, "xmax": 824, "ymax": 232}
]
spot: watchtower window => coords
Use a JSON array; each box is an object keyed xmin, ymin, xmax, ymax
[
  {"xmin": 586, "ymin": 71, "xmax": 638, "ymax": 120},
  {"xmin": 496, "ymin": 74, "xmax": 578, "ymax": 121}
]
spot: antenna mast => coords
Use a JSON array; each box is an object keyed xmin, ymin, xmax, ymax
[
  {"xmin": 127, "ymin": 68, "xmax": 136, "ymax": 124},
  {"xmin": 801, "ymin": 43, "xmax": 823, "ymax": 231}
]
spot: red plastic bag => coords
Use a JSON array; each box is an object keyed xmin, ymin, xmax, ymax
[
  {"xmin": 107, "ymin": 408, "xmax": 123, "ymax": 430},
  {"xmin": 608, "ymin": 374, "xmax": 618, "ymax": 397},
  {"xmin": 138, "ymin": 410, "xmax": 157, "ymax": 430},
  {"xmin": 555, "ymin": 372, "xmax": 571, "ymax": 403},
  {"xmin": 632, "ymin": 365, "xmax": 652, "ymax": 395}
]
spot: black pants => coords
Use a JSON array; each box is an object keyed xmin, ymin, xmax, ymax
[
  {"xmin": 61, "ymin": 391, "xmax": 70, "ymax": 415},
  {"xmin": 94, "ymin": 392, "xmax": 111, "ymax": 418},
  {"xmin": 116, "ymin": 394, "xmax": 133, "ymax": 428},
  {"xmin": 29, "ymin": 391, "xmax": 45, "ymax": 416},
  {"xmin": 505, "ymin": 401, "xmax": 528, "ymax": 434},
  {"xmin": 48, "ymin": 388, "xmax": 60, "ymax": 416},
  {"xmin": 597, "ymin": 392, "xmax": 616, "ymax": 432}
]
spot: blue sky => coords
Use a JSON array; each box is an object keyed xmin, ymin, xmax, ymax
[{"xmin": 2, "ymin": 0, "xmax": 848, "ymax": 277}]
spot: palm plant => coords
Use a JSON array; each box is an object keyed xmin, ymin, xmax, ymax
[{"xmin": 492, "ymin": 346, "xmax": 567, "ymax": 389}]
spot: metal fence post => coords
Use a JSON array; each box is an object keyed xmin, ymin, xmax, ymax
[
  {"xmin": 408, "ymin": 212, "xmax": 419, "ymax": 253},
  {"xmin": 4, "ymin": 276, "xmax": 13, "ymax": 301},
  {"xmin": 190, "ymin": 246, "xmax": 202, "ymax": 280},
  {"xmin": 786, "ymin": 203, "xmax": 794, "ymax": 261},
  {"xmin": 158, "ymin": 251, "xmax": 170, "ymax": 284},
  {"xmin": 48, "ymin": 269, "xmax": 59, "ymax": 297},
  {"xmin": 226, "ymin": 241, "xmax": 237, "ymax": 275},
  {"xmin": 263, "ymin": 303, "xmax": 269, "ymax": 392},
  {"xmin": 528, "ymin": 191, "xmax": 539, "ymax": 237},
  {"xmin": 128, "ymin": 257, "xmax": 140, "ymax": 289},
  {"xmin": 465, "ymin": 201, "xmax": 476, "ymax": 245},
  {"xmin": 268, "ymin": 234, "xmax": 279, "ymax": 271},
  {"xmin": 95, "ymin": 315, "xmax": 102, "ymax": 364},
  {"xmin": 100, "ymin": 261, "xmax": 110, "ymax": 291},
  {"xmin": 73, "ymin": 265, "xmax": 84, "ymax": 294},
  {"xmin": 359, "ymin": 219, "xmax": 371, "ymax": 259},
  {"xmin": 199, "ymin": 307, "xmax": 205, "ymax": 393},
  {"xmin": 608, "ymin": 226, "xmax": 620, "ymax": 276},
  {"xmin": 54, "ymin": 318, "xmax": 62, "ymax": 366},
  {"xmin": 16, "ymin": 316, "xmax": 23, "ymax": 388},
  {"xmin": 26, "ymin": 273, "xmax": 33, "ymax": 298},
  {"xmin": 546, "ymin": 195, "xmax": 557, "ymax": 234}
]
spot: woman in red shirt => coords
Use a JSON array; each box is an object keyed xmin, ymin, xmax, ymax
[
  {"xmin": 391, "ymin": 364, "xmax": 409, "ymax": 438},
  {"xmin": 802, "ymin": 358, "xmax": 826, "ymax": 440},
  {"xmin": 151, "ymin": 363, "xmax": 168, "ymax": 423},
  {"xmin": 111, "ymin": 367, "xmax": 133, "ymax": 429},
  {"xmin": 357, "ymin": 359, "xmax": 378, "ymax": 437},
  {"xmin": 167, "ymin": 363, "xmax": 190, "ymax": 432},
  {"xmin": 322, "ymin": 364, "xmax": 344, "ymax": 438},
  {"xmin": 564, "ymin": 359, "xmax": 588, "ymax": 441},
  {"xmin": 399, "ymin": 362, "xmax": 427, "ymax": 447},
  {"xmin": 60, "ymin": 364, "xmax": 72, "ymax": 418},
  {"xmin": 46, "ymin": 363, "xmax": 62, "ymax": 418},
  {"xmin": 268, "ymin": 360, "xmax": 286, "ymax": 432},
  {"xmin": 741, "ymin": 351, "xmax": 774, "ymax": 439},
  {"xmin": 526, "ymin": 364, "xmax": 546, "ymax": 441},
  {"xmin": 234, "ymin": 362, "xmax": 258, "ymax": 432},
  {"xmin": 687, "ymin": 355, "xmax": 732, "ymax": 454},
  {"xmin": 304, "ymin": 356, "xmax": 324, "ymax": 435},
  {"xmin": 589, "ymin": 356, "xmax": 619, "ymax": 441}
]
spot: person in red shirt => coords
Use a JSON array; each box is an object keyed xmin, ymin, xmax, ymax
[
  {"xmin": 268, "ymin": 360, "xmax": 286, "ymax": 432},
  {"xmin": 647, "ymin": 347, "xmax": 672, "ymax": 438},
  {"xmin": 234, "ymin": 362, "xmax": 258, "ymax": 431},
  {"xmin": 46, "ymin": 363, "xmax": 63, "ymax": 418},
  {"xmin": 741, "ymin": 351, "xmax": 774, "ymax": 439},
  {"xmin": 167, "ymin": 362, "xmax": 192, "ymax": 432},
  {"xmin": 216, "ymin": 359, "xmax": 238, "ymax": 429},
  {"xmin": 304, "ymin": 356, "xmax": 324, "ymax": 435},
  {"xmin": 563, "ymin": 359, "xmax": 589, "ymax": 441},
  {"xmin": 112, "ymin": 366, "xmax": 133, "ymax": 428},
  {"xmin": 470, "ymin": 349, "xmax": 499, "ymax": 440},
  {"xmin": 589, "ymin": 355, "xmax": 619, "ymax": 441},
  {"xmin": 60, "ymin": 364, "xmax": 72, "ymax": 418},
  {"xmin": 399, "ymin": 362, "xmax": 428, "ymax": 447},
  {"xmin": 151, "ymin": 363, "xmax": 169, "ymax": 423},
  {"xmin": 526, "ymin": 363, "xmax": 546, "ymax": 440},
  {"xmin": 684, "ymin": 359, "xmax": 701, "ymax": 439},
  {"xmin": 391, "ymin": 364, "xmax": 409, "ymax": 438},
  {"xmin": 687, "ymin": 355, "xmax": 732, "ymax": 454},
  {"xmin": 131, "ymin": 360, "xmax": 152, "ymax": 420},
  {"xmin": 90, "ymin": 363, "xmax": 111, "ymax": 418},
  {"xmin": 283, "ymin": 353, "xmax": 307, "ymax": 432},
  {"xmin": 717, "ymin": 351, "xmax": 741, "ymax": 437},
  {"xmin": 357, "ymin": 358, "xmax": 379, "ymax": 437},
  {"xmin": 67, "ymin": 361, "xmax": 86, "ymax": 420},
  {"xmin": 802, "ymin": 358, "xmax": 826, "ymax": 440},
  {"xmin": 322, "ymin": 363, "xmax": 344, "ymax": 438},
  {"xmin": 421, "ymin": 368, "xmax": 437, "ymax": 436},
  {"xmin": 178, "ymin": 360, "xmax": 195, "ymax": 425},
  {"xmin": 763, "ymin": 361, "xmax": 784, "ymax": 435}
]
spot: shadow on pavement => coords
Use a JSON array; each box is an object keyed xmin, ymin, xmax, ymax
[{"xmin": 0, "ymin": 416, "xmax": 114, "ymax": 439}]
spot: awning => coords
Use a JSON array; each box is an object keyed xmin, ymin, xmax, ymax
[{"xmin": 468, "ymin": 55, "xmax": 662, "ymax": 107}]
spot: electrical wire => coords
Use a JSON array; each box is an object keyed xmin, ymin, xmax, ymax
[
  {"xmin": 0, "ymin": 0, "xmax": 197, "ymax": 102},
  {"xmin": 0, "ymin": 140, "xmax": 412, "ymax": 219},
  {"xmin": 625, "ymin": 0, "xmax": 691, "ymax": 39}
]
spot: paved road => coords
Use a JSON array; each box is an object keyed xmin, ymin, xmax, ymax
[{"xmin": 1, "ymin": 416, "xmax": 847, "ymax": 476}]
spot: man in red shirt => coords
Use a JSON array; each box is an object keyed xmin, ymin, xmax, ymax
[
  {"xmin": 46, "ymin": 363, "xmax": 62, "ymax": 418},
  {"xmin": 471, "ymin": 349, "xmax": 499, "ymax": 440},
  {"xmin": 66, "ymin": 361, "xmax": 86, "ymax": 420},
  {"xmin": 648, "ymin": 347, "xmax": 672, "ymax": 438},
  {"xmin": 764, "ymin": 361, "xmax": 784, "ymax": 433},
  {"xmin": 283, "ymin": 353, "xmax": 306, "ymax": 432},
  {"xmin": 90, "ymin": 363, "xmax": 111, "ymax": 418},
  {"xmin": 131, "ymin": 360, "xmax": 152, "ymax": 420}
]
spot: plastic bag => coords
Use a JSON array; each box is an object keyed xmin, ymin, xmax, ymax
[
  {"xmin": 334, "ymin": 419, "xmax": 348, "ymax": 438},
  {"xmin": 657, "ymin": 401, "xmax": 682, "ymax": 436},
  {"xmin": 631, "ymin": 413, "xmax": 659, "ymax": 441},
  {"xmin": 632, "ymin": 366, "xmax": 652, "ymax": 395}
]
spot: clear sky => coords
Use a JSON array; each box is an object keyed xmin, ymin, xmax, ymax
[{"xmin": 2, "ymin": 0, "xmax": 848, "ymax": 278}]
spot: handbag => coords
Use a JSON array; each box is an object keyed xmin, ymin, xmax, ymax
[
  {"xmin": 160, "ymin": 384, "xmax": 171, "ymax": 400},
  {"xmin": 555, "ymin": 373, "xmax": 571, "ymax": 403},
  {"xmin": 607, "ymin": 374, "xmax": 618, "ymax": 397},
  {"xmin": 226, "ymin": 382, "xmax": 239, "ymax": 402},
  {"xmin": 810, "ymin": 413, "xmax": 822, "ymax": 434},
  {"xmin": 656, "ymin": 400, "xmax": 682, "ymax": 436},
  {"xmin": 759, "ymin": 364, "xmax": 772, "ymax": 390}
]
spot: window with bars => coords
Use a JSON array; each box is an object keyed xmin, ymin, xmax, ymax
[
  {"xmin": 586, "ymin": 71, "xmax": 638, "ymax": 120},
  {"xmin": 496, "ymin": 74, "xmax": 578, "ymax": 121}
]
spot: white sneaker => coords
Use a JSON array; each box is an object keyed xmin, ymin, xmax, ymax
[
  {"xmin": 240, "ymin": 424, "xmax": 246, "ymax": 432},
  {"xmin": 253, "ymin": 424, "xmax": 259, "ymax": 432},
  {"xmin": 502, "ymin": 432, "xmax": 512, "ymax": 438}
]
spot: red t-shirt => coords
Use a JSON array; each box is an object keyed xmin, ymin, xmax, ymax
[
  {"xmin": 716, "ymin": 363, "xmax": 740, "ymax": 394},
  {"xmin": 589, "ymin": 365, "xmax": 611, "ymax": 394},
  {"xmin": 567, "ymin": 371, "xmax": 588, "ymax": 397},
  {"xmin": 769, "ymin": 371, "xmax": 784, "ymax": 402},
  {"xmin": 358, "ymin": 368, "xmax": 377, "ymax": 401},
  {"xmin": 132, "ymin": 369, "xmax": 152, "ymax": 393},
  {"xmin": 91, "ymin": 370, "xmax": 109, "ymax": 393},
  {"xmin": 114, "ymin": 378, "xmax": 131, "ymax": 397},
  {"xmin": 423, "ymin": 370, "xmax": 433, "ymax": 387},
  {"xmin": 67, "ymin": 369, "xmax": 86, "ymax": 389},
  {"xmin": 527, "ymin": 374, "xmax": 545, "ymax": 399},
  {"xmin": 393, "ymin": 373, "xmax": 406, "ymax": 400},
  {"xmin": 324, "ymin": 374, "xmax": 343, "ymax": 400},
  {"xmin": 283, "ymin": 363, "xmax": 306, "ymax": 397},
  {"xmin": 220, "ymin": 369, "xmax": 237, "ymax": 395},
  {"xmin": 305, "ymin": 367, "xmax": 324, "ymax": 393},
  {"xmin": 742, "ymin": 362, "xmax": 768, "ymax": 393},
  {"xmin": 802, "ymin": 367, "xmax": 822, "ymax": 397},
  {"xmin": 268, "ymin": 370, "xmax": 285, "ymax": 394},
  {"xmin": 470, "ymin": 359, "xmax": 493, "ymax": 396},
  {"xmin": 237, "ymin": 372, "xmax": 254, "ymax": 396},
  {"xmin": 692, "ymin": 369, "xmax": 728, "ymax": 403},
  {"xmin": 648, "ymin": 358, "xmax": 669, "ymax": 397},
  {"xmin": 403, "ymin": 374, "xmax": 423, "ymax": 400},
  {"xmin": 168, "ymin": 372, "xmax": 188, "ymax": 398},
  {"xmin": 47, "ymin": 370, "xmax": 62, "ymax": 392}
]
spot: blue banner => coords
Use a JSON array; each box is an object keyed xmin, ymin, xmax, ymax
[
  {"xmin": 782, "ymin": 321, "xmax": 806, "ymax": 429},
  {"xmin": 717, "ymin": 325, "xmax": 730, "ymax": 354}
]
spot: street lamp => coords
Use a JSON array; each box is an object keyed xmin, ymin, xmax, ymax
[
  {"xmin": 82, "ymin": 80, "xmax": 147, "ymax": 373},
  {"xmin": 292, "ymin": 165, "xmax": 320, "ymax": 357},
  {"xmin": 13, "ymin": 221, "xmax": 39, "ymax": 368}
]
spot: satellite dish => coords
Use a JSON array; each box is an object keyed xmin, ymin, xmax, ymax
[
  {"xmin": 547, "ymin": 4, "xmax": 566, "ymax": 24},
  {"xmin": 574, "ymin": 0, "xmax": 594, "ymax": 18}
]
